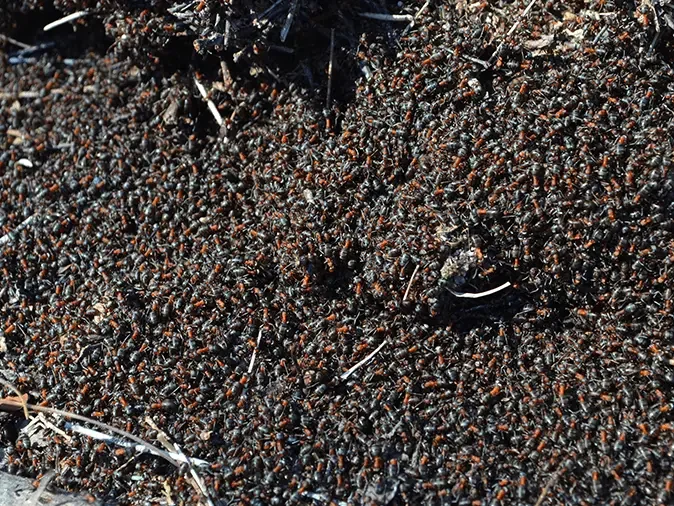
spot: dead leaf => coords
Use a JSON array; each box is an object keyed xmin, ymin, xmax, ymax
[
  {"xmin": 92, "ymin": 302, "xmax": 107, "ymax": 324},
  {"xmin": 162, "ymin": 99, "xmax": 179, "ymax": 126},
  {"xmin": 524, "ymin": 34, "xmax": 555, "ymax": 49},
  {"xmin": 564, "ymin": 28, "xmax": 585, "ymax": 41}
]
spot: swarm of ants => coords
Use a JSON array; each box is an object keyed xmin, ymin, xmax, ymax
[{"xmin": 1, "ymin": 0, "xmax": 674, "ymax": 504}]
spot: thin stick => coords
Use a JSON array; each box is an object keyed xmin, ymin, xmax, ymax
[
  {"xmin": 28, "ymin": 471, "xmax": 55, "ymax": 506},
  {"xmin": 301, "ymin": 491, "xmax": 348, "ymax": 506},
  {"xmin": 592, "ymin": 24, "xmax": 608, "ymax": 45},
  {"xmin": 359, "ymin": 12, "xmax": 414, "ymax": 23},
  {"xmin": 247, "ymin": 328, "xmax": 263, "ymax": 374},
  {"xmin": 163, "ymin": 480, "xmax": 176, "ymax": 506},
  {"xmin": 0, "ymin": 91, "xmax": 38, "ymax": 99},
  {"xmin": 206, "ymin": 101, "xmax": 224, "ymax": 127},
  {"xmin": 280, "ymin": 0, "xmax": 299, "ymax": 43},
  {"xmin": 255, "ymin": 0, "xmax": 286, "ymax": 23},
  {"xmin": 65, "ymin": 422, "xmax": 209, "ymax": 467},
  {"xmin": 0, "ymin": 86, "xmax": 99, "ymax": 100},
  {"xmin": 168, "ymin": 1, "xmax": 198, "ymax": 15},
  {"xmin": 194, "ymin": 75, "xmax": 208, "ymax": 98},
  {"xmin": 326, "ymin": 28, "xmax": 335, "ymax": 109},
  {"xmin": 448, "ymin": 281, "xmax": 512, "ymax": 299},
  {"xmin": 488, "ymin": 0, "xmax": 538, "ymax": 65},
  {"xmin": 114, "ymin": 453, "xmax": 141, "ymax": 474},
  {"xmin": 403, "ymin": 0, "xmax": 431, "ymax": 35},
  {"xmin": 0, "ymin": 399, "xmax": 179, "ymax": 468},
  {"xmin": 506, "ymin": 0, "xmax": 538, "ymax": 38},
  {"xmin": 194, "ymin": 75, "xmax": 224, "ymax": 127},
  {"xmin": 413, "ymin": 0, "xmax": 432, "ymax": 22},
  {"xmin": 224, "ymin": 19, "xmax": 231, "ymax": 49},
  {"xmin": 220, "ymin": 60, "xmax": 232, "ymax": 90},
  {"xmin": 403, "ymin": 264, "xmax": 420, "ymax": 302},
  {"xmin": 0, "ymin": 378, "xmax": 29, "ymax": 419},
  {"xmin": 0, "ymin": 215, "xmax": 36, "ymax": 247},
  {"xmin": 340, "ymin": 340, "xmax": 387, "ymax": 381},
  {"xmin": 145, "ymin": 416, "xmax": 177, "ymax": 453},
  {"xmin": 463, "ymin": 55, "xmax": 490, "ymax": 68},
  {"xmin": 176, "ymin": 442, "xmax": 216, "ymax": 506},
  {"xmin": 0, "ymin": 34, "xmax": 32, "ymax": 49},
  {"xmin": 145, "ymin": 417, "xmax": 214, "ymax": 506},
  {"xmin": 534, "ymin": 469, "xmax": 562, "ymax": 506},
  {"xmin": 43, "ymin": 11, "xmax": 88, "ymax": 31}
]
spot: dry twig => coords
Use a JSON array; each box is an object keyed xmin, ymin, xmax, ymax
[
  {"xmin": 0, "ymin": 397, "xmax": 178, "ymax": 467},
  {"xmin": 488, "ymin": 0, "xmax": 538, "ymax": 65},
  {"xmin": 403, "ymin": 265, "xmax": 420, "ymax": 302},
  {"xmin": 145, "ymin": 417, "xmax": 214, "ymax": 506},
  {"xmin": 0, "ymin": 377, "xmax": 29, "ymax": 419}
]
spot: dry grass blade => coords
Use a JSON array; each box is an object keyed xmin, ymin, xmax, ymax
[
  {"xmin": 0, "ymin": 215, "xmax": 36, "ymax": 247},
  {"xmin": 403, "ymin": 264, "xmax": 420, "ymax": 302},
  {"xmin": 194, "ymin": 75, "xmax": 224, "ymax": 126},
  {"xmin": 340, "ymin": 340, "xmax": 388, "ymax": 381},
  {"xmin": 43, "ymin": 11, "xmax": 89, "ymax": 31},
  {"xmin": 0, "ymin": 398, "xmax": 178, "ymax": 468},
  {"xmin": 247, "ymin": 328, "xmax": 263, "ymax": 374},
  {"xmin": 359, "ymin": 12, "xmax": 414, "ymax": 23},
  {"xmin": 66, "ymin": 422, "xmax": 210, "ymax": 467},
  {"xmin": 448, "ymin": 281, "xmax": 512, "ymax": 299},
  {"xmin": 0, "ymin": 33, "xmax": 32, "ymax": 49},
  {"xmin": 488, "ymin": 0, "xmax": 538, "ymax": 65},
  {"xmin": 0, "ymin": 394, "xmax": 217, "ymax": 504},
  {"xmin": 0, "ymin": 378, "xmax": 29, "ymax": 419},
  {"xmin": 145, "ymin": 417, "xmax": 214, "ymax": 506}
]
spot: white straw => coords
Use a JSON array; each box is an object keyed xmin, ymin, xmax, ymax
[
  {"xmin": 194, "ymin": 75, "xmax": 224, "ymax": 127},
  {"xmin": 340, "ymin": 341, "xmax": 388, "ymax": 381},
  {"xmin": 359, "ymin": 12, "xmax": 414, "ymax": 23},
  {"xmin": 448, "ymin": 281, "xmax": 512, "ymax": 299},
  {"xmin": 65, "ymin": 422, "xmax": 210, "ymax": 467},
  {"xmin": 43, "ymin": 11, "xmax": 88, "ymax": 32},
  {"xmin": 0, "ymin": 215, "xmax": 36, "ymax": 247},
  {"xmin": 247, "ymin": 328, "xmax": 263, "ymax": 374}
]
